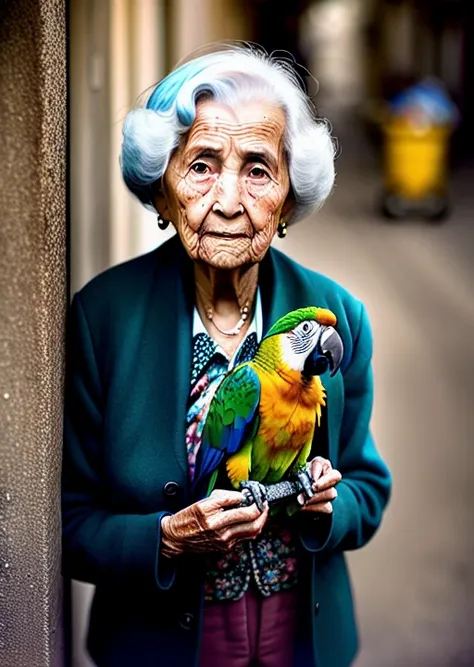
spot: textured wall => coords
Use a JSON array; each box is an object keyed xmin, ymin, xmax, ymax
[{"xmin": 0, "ymin": 1, "xmax": 66, "ymax": 665}]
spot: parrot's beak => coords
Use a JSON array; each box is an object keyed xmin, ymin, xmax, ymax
[
  {"xmin": 303, "ymin": 326, "xmax": 344, "ymax": 378},
  {"xmin": 319, "ymin": 326, "xmax": 344, "ymax": 377}
]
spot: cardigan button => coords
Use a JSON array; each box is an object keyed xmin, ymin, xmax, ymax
[
  {"xmin": 179, "ymin": 612, "xmax": 195, "ymax": 631},
  {"xmin": 163, "ymin": 481, "xmax": 180, "ymax": 497},
  {"xmin": 314, "ymin": 602, "xmax": 320, "ymax": 616}
]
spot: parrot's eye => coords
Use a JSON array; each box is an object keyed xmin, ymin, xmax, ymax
[{"xmin": 302, "ymin": 322, "xmax": 312, "ymax": 334}]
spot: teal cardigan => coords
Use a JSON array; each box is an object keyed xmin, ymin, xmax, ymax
[{"xmin": 62, "ymin": 236, "xmax": 391, "ymax": 667}]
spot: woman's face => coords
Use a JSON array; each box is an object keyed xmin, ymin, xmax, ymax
[{"xmin": 156, "ymin": 99, "xmax": 293, "ymax": 270}]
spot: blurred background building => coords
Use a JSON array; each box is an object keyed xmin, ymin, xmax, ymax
[{"xmin": 69, "ymin": 1, "xmax": 474, "ymax": 665}]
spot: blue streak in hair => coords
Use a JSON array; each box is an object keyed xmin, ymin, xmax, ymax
[{"xmin": 146, "ymin": 57, "xmax": 210, "ymax": 120}]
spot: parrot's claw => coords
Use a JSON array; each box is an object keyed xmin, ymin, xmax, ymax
[
  {"xmin": 239, "ymin": 481, "xmax": 267, "ymax": 513},
  {"xmin": 296, "ymin": 470, "xmax": 314, "ymax": 502}
]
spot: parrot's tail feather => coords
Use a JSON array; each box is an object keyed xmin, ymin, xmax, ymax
[
  {"xmin": 192, "ymin": 448, "xmax": 225, "ymax": 499},
  {"xmin": 193, "ymin": 449, "xmax": 224, "ymax": 487}
]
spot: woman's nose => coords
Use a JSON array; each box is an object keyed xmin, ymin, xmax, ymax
[{"xmin": 213, "ymin": 173, "xmax": 243, "ymax": 218}]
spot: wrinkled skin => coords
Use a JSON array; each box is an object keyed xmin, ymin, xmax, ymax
[
  {"xmin": 161, "ymin": 490, "xmax": 269, "ymax": 557},
  {"xmin": 156, "ymin": 100, "xmax": 293, "ymax": 271},
  {"xmin": 299, "ymin": 456, "xmax": 342, "ymax": 514}
]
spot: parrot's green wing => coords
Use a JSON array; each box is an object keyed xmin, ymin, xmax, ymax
[{"xmin": 192, "ymin": 363, "xmax": 260, "ymax": 499}]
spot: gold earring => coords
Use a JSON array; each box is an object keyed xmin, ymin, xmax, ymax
[
  {"xmin": 277, "ymin": 221, "xmax": 287, "ymax": 238},
  {"xmin": 157, "ymin": 213, "xmax": 170, "ymax": 231}
]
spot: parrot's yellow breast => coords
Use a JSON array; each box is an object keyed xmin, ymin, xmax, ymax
[{"xmin": 256, "ymin": 366, "xmax": 326, "ymax": 453}]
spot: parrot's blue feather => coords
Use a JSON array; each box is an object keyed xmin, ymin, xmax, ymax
[
  {"xmin": 193, "ymin": 447, "xmax": 225, "ymax": 487},
  {"xmin": 192, "ymin": 364, "xmax": 260, "ymax": 498},
  {"xmin": 225, "ymin": 415, "xmax": 251, "ymax": 453}
]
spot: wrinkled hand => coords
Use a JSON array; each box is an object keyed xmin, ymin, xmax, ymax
[
  {"xmin": 299, "ymin": 456, "xmax": 342, "ymax": 514},
  {"xmin": 160, "ymin": 489, "xmax": 269, "ymax": 558}
]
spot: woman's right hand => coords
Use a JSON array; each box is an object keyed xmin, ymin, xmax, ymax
[{"xmin": 160, "ymin": 489, "xmax": 269, "ymax": 558}]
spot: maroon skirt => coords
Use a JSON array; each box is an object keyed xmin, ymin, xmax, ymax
[{"xmin": 199, "ymin": 586, "xmax": 299, "ymax": 667}]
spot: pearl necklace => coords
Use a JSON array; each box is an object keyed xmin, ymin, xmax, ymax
[{"xmin": 206, "ymin": 302, "xmax": 250, "ymax": 337}]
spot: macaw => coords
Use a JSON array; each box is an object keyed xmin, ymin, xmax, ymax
[{"xmin": 192, "ymin": 307, "xmax": 344, "ymax": 506}]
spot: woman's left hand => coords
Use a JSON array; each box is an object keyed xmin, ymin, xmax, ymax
[{"xmin": 299, "ymin": 456, "xmax": 342, "ymax": 514}]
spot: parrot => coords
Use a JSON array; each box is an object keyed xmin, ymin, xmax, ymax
[{"xmin": 191, "ymin": 306, "xmax": 344, "ymax": 509}]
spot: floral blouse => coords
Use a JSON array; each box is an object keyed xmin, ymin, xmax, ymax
[{"xmin": 186, "ymin": 291, "xmax": 299, "ymax": 602}]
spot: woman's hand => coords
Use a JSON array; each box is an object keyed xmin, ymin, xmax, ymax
[
  {"xmin": 299, "ymin": 456, "xmax": 342, "ymax": 515},
  {"xmin": 160, "ymin": 489, "xmax": 269, "ymax": 558}
]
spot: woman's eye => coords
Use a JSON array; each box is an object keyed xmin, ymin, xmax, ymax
[
  {"xmin": 191, "ymin": 162, "xmax": 209, "ymax": 174},
  {"xmin": 249, "ymin": 166, "xmax": 268, "ymax": 179}
]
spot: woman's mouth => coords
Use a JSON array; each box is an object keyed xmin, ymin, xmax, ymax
[{"xmin": 201, "ymin": 231, "xmax": 250, "ymax": 239}]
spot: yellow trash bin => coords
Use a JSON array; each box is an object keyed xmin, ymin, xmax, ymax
[{"xmin": 381, "ymin": 117, "xmax": 452, "ymax": 221}]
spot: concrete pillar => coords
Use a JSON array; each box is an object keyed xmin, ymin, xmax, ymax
[{"xmin": 0, "ymin": 1, "xmax": 66, "ymax": 665}]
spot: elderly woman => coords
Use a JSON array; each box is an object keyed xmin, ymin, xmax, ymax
[{"xmin": 62, "ymin": 45, "xmax": 391, "ymax": 667}]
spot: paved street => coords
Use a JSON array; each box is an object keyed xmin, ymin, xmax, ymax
[{"xmin": 281, "ymin": 158, "xmax": 474, "ymax": 667}]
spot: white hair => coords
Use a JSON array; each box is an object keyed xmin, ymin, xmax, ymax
[{"xmin": 120, "ymin": 44, "xmax": 336, "ymax": 224}]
